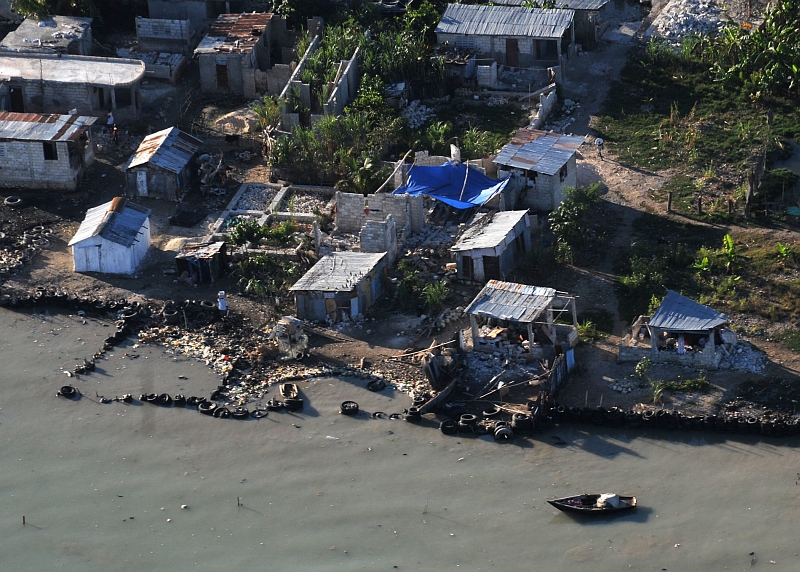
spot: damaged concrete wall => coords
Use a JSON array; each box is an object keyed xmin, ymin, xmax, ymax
[
  {"xmin": 359, "ymin": 214, "xmax": 398, "ymax": 261},
  {"xmin": 323, "ymin": 47, "xmax": 360, "ymax": 117},
  {"xmin": 136, "ymin": 17, "xmax": 196, "ymax": 55},
  {"xmin": 334, "ymin": 191, "xmax": 424, "ymax": 236}
]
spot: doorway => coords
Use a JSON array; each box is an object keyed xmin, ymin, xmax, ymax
[
  {"xmin": 483, "ymin": 256, "xmax": 501, "ymax": 280},
  {"xmin": 216, "ymin": 62, "xmax": 229, "ymax": 89},
  {"xmin": 505, "ymin": 38, "xmax": 519, "ymax": 68},
  {"xmin": 9, "ymin": 86, "xmax": 24, "ymax": 112}
]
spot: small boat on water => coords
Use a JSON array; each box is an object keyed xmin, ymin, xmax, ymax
[
  {"xmin": 280, "ymin": 383, "xmax": 298, "ymax": 400},
  {"xmin": 548, "ymin": 493, "xmax": 636, "ymax": 514}
]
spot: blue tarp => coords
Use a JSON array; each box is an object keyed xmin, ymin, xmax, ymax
[{"xmin": 393, "ymin": 161, "xmax": 509, "ymax": 209}]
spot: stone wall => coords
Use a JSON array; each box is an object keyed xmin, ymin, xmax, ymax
[
  {"xmin": 136, "ymin": 17, "xmax": 195, "ymax": 55},
  {"xmin": 477, "ymin": 61, "xmax": 497, "ymax": 88}
]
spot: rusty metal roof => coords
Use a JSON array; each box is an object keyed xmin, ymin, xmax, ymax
[
  {"xmin": 649, "ymin": 290, "xmax": 729, "ymax": 332},
  {"xmin": 0, "ymin": 112, "xmax": 96, "ymax": 142},
  {"xmin": 176, "ymin": 241, "xmax": 226, "ymax": 260},
  {"xmin": 494, "ymin": 129, "xmax": 583, "ymax": 175},
  {"xmin": 68, "ymin": 197, "xmax": 151, "ymax": 248},
  {"xmin": 465, "ymin": 280, "xmax": 556, "ymax": 323},
  {"xmin": 124, "ymin": 127, "xmax": 202, "ymax": 174},
  {"xmin": 436, "ymin": 4, "xmax": 574, "ymax": 39},
  {"xmin": 195, "ymin": 13, "xmax": 272, "ymax": 55}
]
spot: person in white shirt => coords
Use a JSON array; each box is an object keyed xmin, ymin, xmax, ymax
[
  {"xmin": 218, "ymin": 291, "xmax": 229, "ymax": 318},
  {"xmin": 595, "ymin": 137, "xmax": 605, "ymax": 160}
]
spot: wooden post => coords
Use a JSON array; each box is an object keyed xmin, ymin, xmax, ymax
[
  {"xmin": 697, "ymin": 197, "xmax": 702, "ymax": 215},
  {"xmin": 667, "ymin": 191, "xmax": 673, "ymax": 213},
  {"xmin": 728, "ymin": 199, "xmax": 734, "ymax": 215}
]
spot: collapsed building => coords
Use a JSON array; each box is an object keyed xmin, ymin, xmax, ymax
[{"xmin": 451, "ymin": 210, "xmax": 532, "ymax": 282}]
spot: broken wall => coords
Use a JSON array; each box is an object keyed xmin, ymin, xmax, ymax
[
  {"xmin": 334, "ymin": 191, "xmax": 424, "ymax": 236},
  {"xmin": 359, "ymin": 214, "xmax": 398, "ymax": 261}
]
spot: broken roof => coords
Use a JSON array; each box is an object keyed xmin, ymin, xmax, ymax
[
  {"xmin": 0, "ymin": 112, "xmax": 96, "ymax": 142},
  {"xmin": 436, "ymin": 4, "xmax": 574, "ymax": 39},
  {"xmin": 69, "ymin": 197, "xmax": 151, "ymax": 248},
  {"xmin": 494, "ymin": 129, "xmax": 584, "ymax": 175},
  {"xmin": 0, "ymin": 53, "xmax": 145, "ymax": 86},
  {"xmin": 290, "ymin": 252, "xmax": 386, "ymax": 292},
  {"xmin": 124, "ymin": 127, "xmax": 202, "ymax": 174},
  {"xmin": 0, "ymin": 15, "xmax": 91, "ymax": 53},
  {"xmin": 452, "ymin": 210, "xmax": 529, "ymax": 252},
  {"xmin": 648, "ymin": 290, "xmax": 729, "ymax": 332},
  {"xmin": 466, "ymin": 280, "xmax": 556, "ymax": 323},
  {"xmin": 176, "ymin": 241, "xmax": 226, "ymax": 260},
  {"xmin": 194, "ymin": 13, "xmax": 272, "ymax": 55}
]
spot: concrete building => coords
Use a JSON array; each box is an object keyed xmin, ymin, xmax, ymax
[
  {"xmin": 494, "ymin": 129, "xmax": 583, "ymax": 212},
  {"xmin": 147, "ymin": 0, "xmax": 245, "ymax": 34},
  {"xmin": 0, "ymin": 15, "xmax": 93, "ymax": 55},
  {"xmin": 69, "ymin": 197, "xmax": 151, "ymax": 275},
  {"xmin": 0, "ymin": 112, "xmax": 96, "ymax": 190},
  {"xmin": 619, "ymin": 290, "xmax": 737, "ymax": 370},
  {"xmin": 194, "ymin": 12, "xmax": 273, "ymax": 99},
  {"xmin": 0, "ymin": 53, "xmax": 145, "ymax": 120},
  {"xmin": 465, "ymin": 280, "xmax": 578, "ymax": 360},
  {"xmin": 290, "ymin": 252, "xmax": 387, "ymax": 323},
  {"xmin": 435, "ymin": 4, "xmax": 575, "ymax": 68},
  {"xmin": 124, "ymin": 127, "xmax": 203, "ymax": 201},
  {"xmin": 136, "ymin": 17, "xmax": 197, "ymax": 55},
  {"xmin": 451, "ymin": 210, "xmax": 531, "ymax": 282}
]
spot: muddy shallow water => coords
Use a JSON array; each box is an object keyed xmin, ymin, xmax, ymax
[{"xmin": 2, "ymin": 307, "xmax": 799, "ymax": 571}]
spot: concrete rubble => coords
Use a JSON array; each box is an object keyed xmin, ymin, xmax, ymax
[
  {"xmin": 402, "ymin": 100, "xmax": 436, "ymax": 129},
  {"xmin": 648, "ymin": 0, "xmax": 727, "ymax": 45}
]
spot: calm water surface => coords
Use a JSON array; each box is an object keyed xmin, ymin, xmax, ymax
[{"xmin": 2, "ymin": 308, "xmax": 799, "ymax": 571}]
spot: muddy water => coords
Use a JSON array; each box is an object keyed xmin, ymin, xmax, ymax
[{"xmin": 2, "ymin": 307, "xmax": 799, "ymax": 571}]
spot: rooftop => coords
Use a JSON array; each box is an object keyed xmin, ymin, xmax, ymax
[
  {"xmin": 195, "ymin": 13, "xmax": 272, "ymax": 55},
  {"xmin": 176, "ymin": 241, "xmax": 226, "ymax": 260},
  {"xmin": 124, "ymin": 127, "xmax": 203, "ymax": 174},
  {"xmin": 465, "ymin": 280, "xmax": 556, "ymax": 323},
  {"xmin": 290, "ymin": 252, "xmax": 386, "ymax": 292},
  {"xmin": 0, "ymin": 53, "xmax": 145, "ymax": 87},
  {"xmin": 489, "ymin": 0, "xmax": 610, "ymax": 10},
  {"xmin": 452, "ymin": 210, "xmax": 529, "ymax": 252},
  {"xmin": 0, "ymin": 15, "xmax": 91, "ymax": 54},
  {"xmin": 494, "ymin": 129, "xmax": 584, "ymax": 175},
  {"xmin": 0, "ymin": 112, "xmax": 96, "ymax": 142},
  {"xmin": 436, "ymin": 4, "xmax": 574, "ymax": 39},
  {"xmin": 649, "ymin": 290, "xmax": 729, "ymax": 332},
  {"xmin": 69, "ymin": 197, "xmax": 151, "ymax": 248}
]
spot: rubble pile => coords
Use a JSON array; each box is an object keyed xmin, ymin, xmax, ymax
[
  {"xmin": 721, "ymin": 341, "xmax": 767, "ymax": 373},
  {"xmin": 649, "ymin": 0, "xmax": 726, "ymax": 45},
  {"xmin": 281, "ymin": 191, "xmax": 330, "ymax": 214},
  {"xmin": 402, "ymin": 100, "xmax": 436, "ymax": 129},
  {"xmin": 403, "ymin": 225, "xmax": 459, "ymax": 255},
  {"xmin": 607, "ymin": 378, "xmax": 640, "ymax": 394},
  {"xmin": 485, "ymin": 95, "xmax": 508, "ymax": 107},
  {"xmin": 233, "ymin": 184, "xmax": 280, "ymax": 210},
  {"xmin": 0, "ymin": 227, "xmax": 55, "ymax": 286}
]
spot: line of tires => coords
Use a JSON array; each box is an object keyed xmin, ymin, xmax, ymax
[{"xmin": 550, "ymin": 405, "xmax": 800, "ymax": 438}]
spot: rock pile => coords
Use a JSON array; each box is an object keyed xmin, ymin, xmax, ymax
[
  {"xmin": 721, "ymin": 341, "xmax": 767, "ymax": 373},
  {"xmin": 648, "ymin": 0, "xmax": 727, "ymax": 45},
  {"xmin": 233, "ymin": 184, "xmax": 280, "ymax": 211},
  {"xmin": 402, "ymin": 100, "xmax": 436, "ymax": 129}
]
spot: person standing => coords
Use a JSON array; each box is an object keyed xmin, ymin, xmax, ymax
[
  {"xmin": 595, "ymin": 137, "xmax": 604, "ymax": 160},
  {"xmin": 217, "ymin": 291, "xmax": 230, "ymax": 318},
  {"xmin": 112, "ymin": 124, "xmax": 119, "ymax": 146}
]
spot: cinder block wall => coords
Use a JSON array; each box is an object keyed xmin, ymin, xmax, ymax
[
  {"xmin": 136, "ymin": 17, "xmax": 195, "ymax": 55},
  {"xmin": 0, "ymin": 140, "xmax": 79, "ymax": 190},
  {"xmin": 359, "ymin": 214, "xmax": 397, "ymax": 261},
  {"xmin": 334, "ymin": 191, "xmax": 366, "ymax": 232}
]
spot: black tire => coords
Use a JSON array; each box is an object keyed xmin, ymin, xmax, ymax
[
  {"xmin": 511, "ymin": 413, "xmax": 534, "ymax": 433},
  {"xmin": 198, "ymin": 401, "xmax": 216, "ymax": 415},
  {"xmin": 389, "ymin": 413, "xmax": 404, "ymax": 420},
  {"xmin": 156, "ymin": 393, "xmax": 173, "ymax": 406},
  {"xmin": 371, "ymin": 411, "xmax": 387, "ymax": 419},
  {"xmin": 457, "ymin": 421, "xmax": 474, "ymax": 434},
  {"xmin": 100, "ymin": 397, "xmax": 112, "ymax": 404},
  {"xmin": 440, "ymin": 419, "xmax": 458, "ymax": 435},
  {"xmin": 251, "ymin": 409, "xmax": 269, "ymax": 419},
  {"xmin": 232, "ymin": 407, "xmax": 249, "ymax": 420},
  {"xmin": 340, "ymin": 401, "xmax": 359, "ymax": 416},
  {"xmin": 173, "ymin": 394, "xmax": 186, "ymax": 406},
  {"xmin": 367, "ymin": 379, "xmax": 387, "ymax": 392},
  {"xmin": 144, "ymin": 393, "xmax": 158, "ymax": 404},
  {"xmin": 483, "ymin": 404, "xmax": 501, "ymax": 418},
  {"xmin": 186, "ymin": 396, "xmax": 204, "ymax": 407},
  {"xmin": 58, "ymin": 385, "xmax": 77, "ymax": 399},
  {"xmin": 494, "ymin": 426, "xmax": 514, "ymax": 441},
  {"xmin": 121, "ymin": 394, "xmax": 133, "ymax": 403},
  {"xmin": 199, "ymin": 299, "xmax": 216, "ymax": 310},
  {"xmin": 4, "ymin": 195, "xmax": 22, "ymax": 208},
  {"xmin": 284, "ymin": 397, "xmax": 304, "ymax": 411},
  {"xmin": 214, "ymin": 407, "xmax": 231, "ymax": 419},
  {"xmin": 266, "ymin": 399, "xmax": 284, "ymax": 411},
  {"xmin": 460, "ymin": 413, "xmax": 478, "ymax": 426},
  {"xmin": 405, "ymin": 407, "xmax": 421, "ymax": 422}
]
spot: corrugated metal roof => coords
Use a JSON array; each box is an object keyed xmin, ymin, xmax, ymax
[
  {"xmin": 124, "ymin": 127, "xmax": 202, "ymax": 173},
  {"xmin": 494, "ymin": 129, "xmax": 583, "ymax": 175},
  {"xmin": 436, "ymin": 4, "xmax": 574, "ymax": 39},
  {"xmin": 452, "ymin": 210, "xmax": 528, "ymax": 252},
  {"xmin": 465, "ymin": 280, "xmax": 555, "ymax": 323},
  {"xmin": 0, "ymin": 112, "xmax": 96, "ymax": 142},
  {"xmin": 290, "ymin": 252, "xmax": 386, "ymax": 292},
  {"xmin": 195, "ymin": 13, "xmax": 272, "ymax": 54},
  {"xmin": 68, "ymin": 198, "xmax": 151, "ymax": 248},
  {"xmin": 491, "ymin": 0, "xmax": 610, "ymax": 11},
  {"xmin": 648, "ymin": 290, "xmax": 729, "ymax": 332}
]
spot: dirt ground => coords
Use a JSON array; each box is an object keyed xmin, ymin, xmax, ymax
[{"xmin": 2, "ymin": 1, "xmax": 798, "ymax": 418}]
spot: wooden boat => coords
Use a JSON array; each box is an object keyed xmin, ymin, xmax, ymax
[
  {"xmin": 280, "ymin": 383, "xmax": 299, "ymax": 400},
  {"xmin": 548, "ymin": 493, "xmax": 636, "ymax": 514}
]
